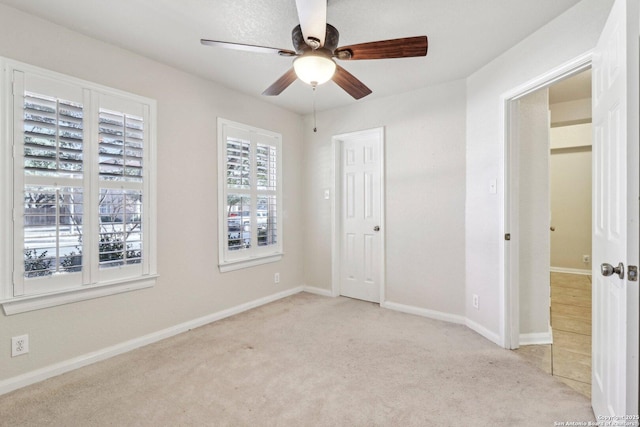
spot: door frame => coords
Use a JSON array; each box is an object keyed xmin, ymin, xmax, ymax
[
  {"xmin": 501, "ymin": 52, "xmax": 592, "ymax": 349},
  {"xmin": 330, "ymin": 127, "xmax": 386, "ymax": 303}
]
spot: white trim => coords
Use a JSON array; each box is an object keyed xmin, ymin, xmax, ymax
[
  {"xmin": 500, "ymin": 51, "xmax": 593, "ymax": 350},
  {"xmin": 519, "ymin": 330, "xmax": 553, "ymax": 346},
  {"xmin": 549, "ymin": 266, "xmax": 592, "ymax": 275},
  {"xmin": 331, "ymin": 127, "xmax": 386, "ymax": 303},
  {"xmin": 0, "ymin": 59, "xmax": 13, "ymax": 301},
  {"xmin": 1, "ymin": 275, "xmax": 158, "ymax": 315},
  {"xmin": 218, "ymin": 253, "xmax": 283, "ymax": 273},
  {"xmin": 330, "ymin": 140, "xmax": 341, "ymax": 297},
  {"xmin": 0, "ymin": 285, "xmax": 303, "ymax": 396},
  {"xmin": 501, "ymin": 51, "xmax": 593, "ymax": 101},
  {"xmin": 465, "ymin": 318, "xmax": 502, "ymax": 346},
  {"xmin": 3, "ymin": 57, "xmax": 156, "ymax": 105},
  {"xmin": 378, "ymin": 128, "xmax": 386, "ymax": 305},
  {"xmin": 382, "ymin": 300, "xmax": 465, "ymax": 325},
  {"xmin": 302, "ymin": 285, "xmax": 334, "ymax": 297}
]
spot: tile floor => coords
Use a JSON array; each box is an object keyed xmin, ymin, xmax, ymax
[{"xmin": 514, "ymin": 272, "xmax": 592, "ymax": 398}]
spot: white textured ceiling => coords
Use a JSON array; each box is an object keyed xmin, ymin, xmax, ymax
[{"xmin": 0, "ymin": 0, "xmax": 584, "ymax": 114}]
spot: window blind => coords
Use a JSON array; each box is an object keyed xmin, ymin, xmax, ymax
[
  {"xmin": 99, "ymin": 109, "xmax": 144, "ymax": 182},
  {"xmin": 23, "ymin": 91, "xmax": 83, "ymax": 178}
]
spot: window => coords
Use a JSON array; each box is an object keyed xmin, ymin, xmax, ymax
[
  {"xmin": 0, "ymin": 59, "xmax": 157, "ymax": 314},
  {"xmin": 218, "ymin": 119, "xmax": 282, "ymax": 272}
]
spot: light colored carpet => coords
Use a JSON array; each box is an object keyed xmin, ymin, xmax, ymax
[{"xmin": 0, "ymin": 293, "xmax": 595, "ymax": 426}]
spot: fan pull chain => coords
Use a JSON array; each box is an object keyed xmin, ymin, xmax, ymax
[{"xmin": 312, "ymin": 84, "xmax": 318, "ymax": 133}]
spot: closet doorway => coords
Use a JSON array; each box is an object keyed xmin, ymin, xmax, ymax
[{"xmin": 513, "ymin": 69, "xmax": 593, "ymax": 398}]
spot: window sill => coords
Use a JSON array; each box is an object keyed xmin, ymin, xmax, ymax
[
  {"xmin": 219, "ymin": 253, "xmax": 283, "ymax": 273},
  {"xmin": 1, "ymin": 275, "xmax": 158, "ymax": 315}
]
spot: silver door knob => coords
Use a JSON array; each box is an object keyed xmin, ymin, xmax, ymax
[
  {"xmin": 601, "ymin": 262, "xmax": 624, "ymax": 279},
  {"xmin": 373, "ymin": 226, "xmax": 380, "ymax": 232}
]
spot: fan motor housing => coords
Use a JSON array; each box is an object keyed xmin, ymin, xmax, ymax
[{"xmin": 292, "ymin": 24, "xmax": 340, "ymax": 53}]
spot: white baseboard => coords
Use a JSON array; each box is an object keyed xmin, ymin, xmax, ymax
[
  {"xmin": 465, "ymin": 318, "xmax": 502, "ymax": 346},
  {"xmin": 381, "ymin": 300, "xmax": 466, "ymax": 325},
  {"xmin": 550, "ymin": 266, "xmax": 591, "ymax": 275},
  {"xmin": 375, "ymin": 301, "xmax": 510, "ymax": 350},
  {"xmin": 302, "ymin": 285, "xmax": 335, "ymax": 297},
  {"xmin": 381, "ymin": 301, "xmax": 504, "ymax": 347},
  {"xmin": 0, "ymin": 286, "xmax": 304, "ymax": 396},
  {"xmin": 519, "ymin": 330, "xmax": 553, "ymax": 345}
]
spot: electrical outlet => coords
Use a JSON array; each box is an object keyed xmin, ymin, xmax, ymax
[
  {"xmin": 11, "ymin": 334, "xmax": 29, "ymax": 357},
  {"xmin": 274, "ymin": 273, "xmax": 280, "ymax": 284},
  {"xmin": 583, "ymin": 255, "xmax": 590, "ymax": 263},
  {"xmin": 472, "ymin": 294, "xmax": 479, "ymax": 310}
]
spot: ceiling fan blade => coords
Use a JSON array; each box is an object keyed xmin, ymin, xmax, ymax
[
  {"xmin": 262, "ymin": 68, "xmax": 298, "ymax": 96},
  {"xmin": 295, "ymin": 0, "xmax": 327, "ymax": 48},
  {"xmin": 335, "ymin": 36, "xmax": 428, "ymax": 60},
  {"xmin": 332, "ymin": 65, "xmax": 372, "ymax": 100},
  {"xmin": 200, "ymin": 39, "xmax": 296, "ymax": 56}
]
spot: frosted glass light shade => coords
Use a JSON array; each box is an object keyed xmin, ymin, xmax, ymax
[{"xmin": 293, "ymin": 54, "xmax": 336, "ymax": 86}]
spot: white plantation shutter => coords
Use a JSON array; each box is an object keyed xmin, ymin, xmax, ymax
[
  {"xmin": 96, "ymin": 94, "xmax": 149, "ymax": 281},
  {"xmin": 98, "ymin": 109, "xmax": 144, "ymax": 182},
  {"xmin": 226, "ymin": 137, "xmax": 250, "ymax": 189},
  {"xmin": 256, "ymin": 143, "xmax": 278, "ymax": 247},
  {"xmin": 23, "ymin": 92, "xmax": 84, "ymax": 178},
  {"xmin": 5, "ymin": 62, "xmax": 156, "ymax": 306},
  {"xmin": 256, "ymin": 143, "xmax": 277, "ymax": 191},
  {"xmin": 14, "ymin": 72, "xmax": 87, "ymax": 295},
  {"xmin": 218, "ymin": 119, "xmax": 283, "ymax": 271}
]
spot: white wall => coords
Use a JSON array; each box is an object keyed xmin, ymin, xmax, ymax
[
  {"xmin": 465, "ymin": 0, "xmax": 612, "ymax": 343},
  {"xmin": 517, "ymin": 89, "xmax": 551, "ymax": 338},
  {"xmin": 303, "ymin": 80, "xmax": 467, "ymax": 318},
  {"xmin": 0, "ymin": 4, "xmax": 304, "ymax": 382},
  {"xmin": 550, "ymin": 124, "xmax": 592, "ymax": 271}
]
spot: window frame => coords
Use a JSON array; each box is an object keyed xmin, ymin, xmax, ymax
[
  {"xmin": 217, "ymin": 118, "xmax": 283, "ymax": 272},
  {"xmin": 0, "ymin": 58, "xmax": 158, "ymax": 315}
]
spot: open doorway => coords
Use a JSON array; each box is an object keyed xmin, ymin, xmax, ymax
[
  {"xmin": 512, "ymin": 69, "xmax": 593, "ymax": 398},
  {"xmin": 504, "ymin": 3, "xmax": 639, "ymax": 414}
]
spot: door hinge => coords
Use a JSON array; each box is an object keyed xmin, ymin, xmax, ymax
[
  {"xmin": 628, "ymin": 265, "xmax": 638, "ymax": 282},
  {"xmin": 505, "ymin": 233, "xmax": 511, "ymax": 241}
]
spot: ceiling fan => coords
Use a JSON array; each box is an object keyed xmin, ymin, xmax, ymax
[{"xmin": 200, "ymin": 0, "xmax": 428, "ymax": 100}]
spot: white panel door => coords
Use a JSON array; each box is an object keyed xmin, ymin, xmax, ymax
[
  {"xmin": 339, "ymin": 130, "xmax": 383, "ymax": 303},
  {"xmin": 591, "ymin": 0, "xmax": 639, "ymax": 417}
]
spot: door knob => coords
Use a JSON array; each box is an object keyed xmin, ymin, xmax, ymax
[
  {"xmin": 373, "ymin": 226, "xmax": 380, "ymax": 232},
  {"xmin": 601, "ymin": 262, "xmax": 624, "ymax": 279}
]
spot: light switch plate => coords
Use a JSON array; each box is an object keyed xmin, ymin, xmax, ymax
[{"xmin": 489, "ymin": 179, "xmax": 497, "ymax": 194}]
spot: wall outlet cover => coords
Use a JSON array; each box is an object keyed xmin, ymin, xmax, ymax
[{"xmin": 11, "ymin": 334, "xmax": 29, "ymax": 357}]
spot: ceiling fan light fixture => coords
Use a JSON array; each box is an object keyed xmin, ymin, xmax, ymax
[{"xmin": 293, "ymin": 53, "xmax": 336, "ymax": 86}]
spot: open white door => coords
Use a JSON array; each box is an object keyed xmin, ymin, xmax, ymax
[{"xmin": 591, "ymin": 0, "xmax": 639, "ymax": 417}]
